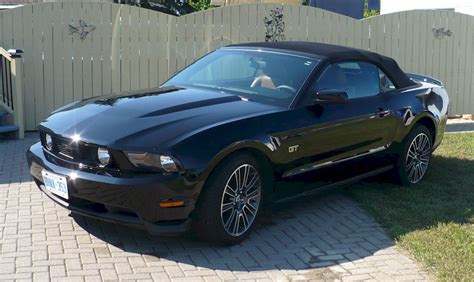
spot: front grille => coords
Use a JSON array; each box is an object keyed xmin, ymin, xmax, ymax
[{"xmin": 40, "ymin": 132, "xmax": 100, "ymax": 167}]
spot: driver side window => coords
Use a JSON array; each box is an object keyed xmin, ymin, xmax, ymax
[{"xmin": 317, "ymin": 61, "xmax": 382, "ymax": 99}]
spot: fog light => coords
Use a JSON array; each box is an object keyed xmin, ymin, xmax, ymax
[
  {"xmin": 45, "ymin": 134, "xmax": 53, "ymax": 150},
  {"xmin": 97, "ymin": 147, "xmax": 110, "ymax": 166}
]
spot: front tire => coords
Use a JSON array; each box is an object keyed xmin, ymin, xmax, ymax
[
  {"xmin": 193, "ymin": 153, "xmax": 266, "ymax": 245},
  {"xmin": 395, "ymin": 124, "xmax": 433, "ymax": 186}
]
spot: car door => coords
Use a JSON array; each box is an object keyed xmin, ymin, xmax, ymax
[{"xmin": 278, "ymin": 61, "xmax": 399, "ymax": 177}]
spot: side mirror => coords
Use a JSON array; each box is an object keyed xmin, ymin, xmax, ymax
[{"xmin": 314, "ymin": 89, "xmax": 349, "ymax": 103}]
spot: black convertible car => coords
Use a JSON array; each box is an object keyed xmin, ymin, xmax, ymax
[{"xmin": 27, "ymin": 42, "xmax": 449, "ymax": 244}]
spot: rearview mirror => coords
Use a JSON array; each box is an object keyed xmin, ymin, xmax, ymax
[{"xmin": 314, "ymin": 89, "xmax": 348, "ymax": 103}]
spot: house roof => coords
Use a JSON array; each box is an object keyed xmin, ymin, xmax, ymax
[{"xmin": 229, "ymin": 41, "xmax": 417, "ymax": 89}]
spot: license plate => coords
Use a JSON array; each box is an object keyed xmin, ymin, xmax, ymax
[{"xmin": 41, "ymin": 170, "xmax": 69, "ymax": 199}]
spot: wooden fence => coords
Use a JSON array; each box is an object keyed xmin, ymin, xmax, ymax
[{"xmin": 0, "ymin": 2, "xmax": 473, "ymax": 130}]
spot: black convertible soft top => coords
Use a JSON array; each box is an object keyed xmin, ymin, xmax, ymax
[{"xmin": 229, "ymin": 41, "xmax": 417, "ymax": 89}]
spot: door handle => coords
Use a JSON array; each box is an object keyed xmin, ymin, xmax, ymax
[{"xmin": 377, "ymin": 108, "xmax": 390, "ymax": 118}]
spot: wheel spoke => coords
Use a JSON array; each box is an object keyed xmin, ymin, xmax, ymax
[
  {"xmin": 232, "ymin": 213, "xmax": 241, "ymax": 234},
  {"xmin": 244, "ymin": 204, "xmax": 257, "ymax": 217},
  {"xmin": 245, "ymin": 173, "xmax": 258, "ymax": 192},
  {"xmin": 241, "ymin": 211, "xmax": 249, "ymax": 230},
  {"xmin": 408, "ymin": 164, "xmax": 416, "ymax": 180},
  {"xmin": 221, "ymin": 164, "xmax": 261, "ymax": 237},
  {"xmin": 235, "ymin": 168, "xmax": 242, "ymax": 191},
  {"xmin": 226, "ymin": 183, "xmax": 237, "ymax": 194},
  {"xmin": 224, "ymin": 209, "xmax": 237, "ymax": 230},
  {"xmin": 221, "ymin": 202, "xmax": 234, "ymax": 213},
  {"xmin": 419, "ymin": 158, "xmax": 429, "ymax": 165},
  {"xmin": 242, "ymin": 165, "xmax": 250, "ymax": 189},
  {"xmin": 224, "ymin": 189, "xmax": 236, "ymax": 199},
  {"xmin": 420, "ymin": 135, "xmax": 428, "ymax": 150},
  {"xmin": 246, "ymin": 187, "xmax": 260, "ymax": 200}
]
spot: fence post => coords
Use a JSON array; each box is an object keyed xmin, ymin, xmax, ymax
[{"xmin": 10, "ymin": 56, "xmax": 24, "ymax": 139}]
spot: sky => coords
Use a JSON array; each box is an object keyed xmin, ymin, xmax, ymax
[{"xmin": 381, "ymin": 0, "xmax": 474, "ymax": 16}]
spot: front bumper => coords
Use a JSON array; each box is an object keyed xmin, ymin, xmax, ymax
[{"xmin": 26, "ymin": 142, "xmax": 198, "ymax": 235}]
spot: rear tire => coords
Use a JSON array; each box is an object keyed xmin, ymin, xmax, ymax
[
  {"xmin": 394, "ymin": 124, "xmax": 433, "ymax": 186},
  {"xmin": 193, "ymin": 153, "xmax": 268, "ymax": 245}
]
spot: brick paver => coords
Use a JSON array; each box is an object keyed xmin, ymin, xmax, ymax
[{"xmin": 0, "ymin": 134, "xmax": 430, "ymax": 281}]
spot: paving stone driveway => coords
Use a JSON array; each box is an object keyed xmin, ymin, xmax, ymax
[{"xmin": 0, "ymin": 135, "xmax": 430, "ymax": 281}]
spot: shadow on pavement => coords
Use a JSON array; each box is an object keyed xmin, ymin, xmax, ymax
[{"xmin": 73, "ymin": 187, "xmax": 394, "ymax": 272}]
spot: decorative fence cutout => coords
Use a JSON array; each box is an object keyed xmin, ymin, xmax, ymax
[{"xmin": 0, "ymin": 3, "xmax": 473, "ymax": 130}]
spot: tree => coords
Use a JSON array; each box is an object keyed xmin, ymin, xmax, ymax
[{"xmin": 364, "ymin": 0, "xmax": 380, "ymax": 18}]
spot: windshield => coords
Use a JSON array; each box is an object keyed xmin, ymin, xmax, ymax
[{"xmin": 163, "ymin": 49, "xmax": 320, "ymax": 107}]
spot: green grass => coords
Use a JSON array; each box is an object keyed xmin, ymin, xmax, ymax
[{"xmin": 348, "ymin": 133, "xmax": 474, "ymax": 280}]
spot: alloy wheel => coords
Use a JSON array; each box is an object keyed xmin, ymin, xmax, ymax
[
  {"xmin": 406, "ymin": 133, "xmax": 431, "ymax": 184},
  {"xmin": 220, "ymin": 164, "xmax": 261, "ymax": 237}
]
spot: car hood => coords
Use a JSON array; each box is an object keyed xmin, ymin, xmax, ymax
[{"xmin": 39, "ymin": 86, "xmax": 282, "ymax": 151}]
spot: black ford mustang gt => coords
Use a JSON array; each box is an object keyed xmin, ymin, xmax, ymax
[{"xmin": 27, "ymin": 42, "xmax": 449, "ymax": 244}]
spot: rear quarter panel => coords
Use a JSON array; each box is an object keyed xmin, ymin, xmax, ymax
[{"xmin": 388, "ymin": 82, "xmax": 449, "ymax": 148}]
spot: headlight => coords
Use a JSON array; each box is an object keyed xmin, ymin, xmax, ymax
[
  {"xmin": 126, "ymin": 152, "xmax": 179, "ymax": 172},
  {"xmin": 97, "ymin": 147, "xmax": 111, "ymax": 166},
  {"xmin": 45, "ymin": 134, "xmax": 53, "ymax": 150}
]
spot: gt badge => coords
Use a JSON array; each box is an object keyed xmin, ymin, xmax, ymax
[{"xmin": 289, "ymin": 145, "xmax": 299, "ymax": 153}]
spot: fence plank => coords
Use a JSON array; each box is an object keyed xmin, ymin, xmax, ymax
[
  {"xmin": 60, "ymin": 2, "xmax": 73, "ymax": 105},
  {"xmin": 120, "ymin": 5, "xmax": 131, "ymax": 92},
  {"xmin": 463, "ymin": 15, "xmax": 473, "ymax": 114},
  {"xmin": 167, "ymin": 16, "xmax": 177, "ymax": 77},
  {"xmin": 80, "ymin": 2, "xmax": 93, "ymax": 100},
  {"xmin": 157, "ymin": 13, "xmax": 168, "ymax": 84},
  {"xmin": 452, "ymin": 13, "xmax": 462, "ymax": 113},
  {"xmin": 0, "ymin": 13, "xmax": 3, "ymax": 46},
  {"xmin": 176, "ymin": 12, "xmax": 185, "ymax": 71},
  {"xmin": 101, "ymin": 3, "xmax": 113, "ymax": 95},
  {"xmin": 148, "ymin": 10, "xmax": 159, "ymax": 88},
  {"xmin": 2, "ymin": 6, "xmax": 13, "ymax": 48},
  {"xmin": 139, "ymin": 8, "xmax": 149, "ymax": 89},
  {"xmin": 110, "ymin": 4, "xmax": 120, "ymax": 94},
  {"xmin": 90, "ymin": 3, "xmax": 103, "ymax": 98},
  {"xmin": 239, "ymin": 4, "xmax": 249, "ymax": 43},
  {"xmin": 203, "ymin": 10, "xmax": 213, "ymax": 54},
  {"xmin": 72, "ymin": 2, "xmax": 84, "ymax": 102},
  {"xmin": 129, "ymin": 6, "xmax": 140, "ymax": 90},
  {"xmin": 195, "ymin": 12, "xmax": 205, "ymax": 60},
  {"xmin": 418, "ymin": 11, "xmax": 427, "ymax": 75},
  {"xmin": 256, "ymin": 4, "xmax": 266, "ymax": 42},
  {"xmin": 338, "ymin": 15, "xmax": 348, "ymax": 46},
  {"xmin": 458, "ymin": 14, "xmax": 468, "ymax": 114},
  {"xmin": 184, "ymin": 14, "xmax": 193, "ymax": 68},
  {"xmin": 432, "ymin": 10, "xmax": 442, "ymax": 81},
  {"xmin": 21, "ymin": 6, "xmax": 36, "ymax": 130},
  {"xmin": 361, "ymin": 16, "xmax": 370, "ymax": 50},
  {"xmin": 248, "ymin": 4, "xmax": 257, "ymax": 43},
  {"xmin": 32, "ymin": 4, "xmax": 45, "ymax": 125},
  {"xmin": 222, "ymin": 6, "xmax": 231, "ymax": 46},
  {"xmin": 438, "ymin": 11, "xmax": 448, "ymax": 97},
  {"xmin": 468, "ymin": 16, "xmax": 474, "ymax": 114},
  {"xmin": 52, "ymin": 3, "xmax": 64, "ymax": 110},
  {"xmin": 382, "ymin": 14, "xmax": 392, "ymax": 56},
  {"xmin": 230, "ymin": 5, "xmax": 239, "ymax": 44},
  {"xmin": 444, "ymin": 11, "xmax": 455, "ymax": 102},
  {"xmin": 42, "ymin": 3, "xmax": 54, "ymax": 116},
  {"xmin": 212, "ymin": 8, "xmax": 223, "ymax": 50}
]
